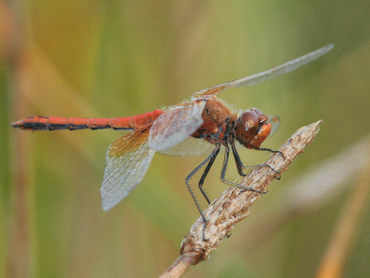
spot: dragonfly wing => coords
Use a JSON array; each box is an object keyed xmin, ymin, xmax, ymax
[
  {"xmin": 157, "ymin": 136, "xmax": 215, "ymax": 157},
  {"xmin": 101, "ymin": 128, "xmax": 156, "ymax": 211},
  {"xmin": 267, "ymin": 116, "xmax": 280, "ymax": 139},
  {"xmin": 193, "ymin": 44, "xmax": 334, "ymax": 98},
  {"xmin": 148, "ymin": 100, "xmax": 206, "ymax": 151}
]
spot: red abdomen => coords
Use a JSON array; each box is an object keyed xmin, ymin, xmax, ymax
[{"xmin": 11, "ymin": 109, "xmax": 163, "ymax": 131}]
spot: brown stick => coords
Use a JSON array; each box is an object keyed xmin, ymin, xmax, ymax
[{"xmin": 160, "ymin": 120, "xmax": 322, "ymax": 277}]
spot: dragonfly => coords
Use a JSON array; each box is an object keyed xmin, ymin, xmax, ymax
[{"xmin": 12, "ymin": 44, "xmax": 333, "ymax": 238}]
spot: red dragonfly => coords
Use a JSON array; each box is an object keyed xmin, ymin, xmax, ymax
[{"xmin": 12, "ymin": 44, "xmax": 333, "ymax": 232}]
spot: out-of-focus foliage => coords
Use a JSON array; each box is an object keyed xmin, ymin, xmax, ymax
[{"xmin": 1, "ymin": 0, "xmax": 370, "ymax": 277}]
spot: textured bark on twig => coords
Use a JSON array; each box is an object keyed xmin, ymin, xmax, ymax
[{"xmin": 160, "ymin": 120, "xmax": 322, "ymax": 278}]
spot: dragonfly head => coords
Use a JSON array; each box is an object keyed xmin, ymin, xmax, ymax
[{"xmin": 235, "ymin": 108, "xmax": 272, "ymax": 149}]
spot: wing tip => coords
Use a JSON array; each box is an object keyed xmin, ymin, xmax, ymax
[
  {"xmin": 100, "ymin": 189, "xmax": 119, "ymax": 211},
  {"xmin": 325, "ymin": 43, "xmax": 334, "ymax": 50},
  {"xmin": 102, "ymin": 200, "xmax": 115, "ymax": 211},
  {"xmin": 321, "ymin": 43, "xmax": 334, "ymax": 55},
  {"xmin": 148, "ymin": 141, "xmax": 169, "ymax": 151}
]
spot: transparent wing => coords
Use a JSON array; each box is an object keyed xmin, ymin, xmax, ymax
[
  {"xmin": 148, "ymin": 100, "xmax": 206, "ymax": 151},
  {"xmin": 193, "ymin": 44, "xmax": 334, "ymax": 98},
  {"xmin": 101, "ymin": 128, "xmax": 156, "ymax": 211},
  {"xmin": 267, "ymin": 115, "xmax": 280, "ymax": 139},
  {"xmin": 157, "ymin": 115, "xmax": 280, "ymax": 155},
  {"xmin": 157, "ymin": 136, "xmax": 215, "ymax": 157}
]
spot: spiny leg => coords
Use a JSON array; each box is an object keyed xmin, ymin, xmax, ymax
[
  {"xmin": 230, "ymin": 141, "xmax": 280, "ymax": 176},
  {"xmin": 220, "ymin": 144, "xmax": 267, "ymax": 194},
  {"xmin": 224, "ymin": 142, "xmax": 265, "ymax": 239},
  {"xmin": 252, "ymin": 146, "xmax": 282, "ymax": 179},
  {"xmin": 198, "ymin": 147, "xmax": 221, "ymax": 205},
  {"xmin": 185, "ymin": 144, "xmax": 221, "ymax": 241},
  {"xmin": 230, "ymin": 140, "xmax": 247, "ymax": 176},
  {"xmin": 253, "ymin": 146, "xmax": 283, "ymax": 157}
]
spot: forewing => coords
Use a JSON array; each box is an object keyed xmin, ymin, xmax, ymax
[
  {"xmin": 101, "ymin": 128, "xmax": 156, "ymax": 211},
  {"xmin": 148, "ymin": 100, "xmax": 206, "ymax": 151},
  {"xmin": 158, "ymin": 136, "xmax": 215, "ymax": 157},
  {"xmin": 193, "ymin": 44, "xmax": 334, "ymax": 98}
]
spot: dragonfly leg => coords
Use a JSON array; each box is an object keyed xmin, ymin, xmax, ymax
[
  {"xmin": 220, "ymin": 144, "xmax": 267, "ymax": 194},
  {"xmin": 230, "ymin": 140, "xmax": 247, "ymax": 176},
  {"xmin": 198, "ymin": 147, "xmax": 221, "ymax": 205},
  {"xmin": 185, "ymin": 144, "xmax": 221, "ymax": 241},
  {"xmin": 252, "ymin": 146, "xmax": 282, "ymax": 179},
  {"xmin": 230, "ymin": 140, "xmax": 280, "ymax": 177},
  {"xmin": 253, "ymin": 146, "xmax": 283, "ymax": 157}
]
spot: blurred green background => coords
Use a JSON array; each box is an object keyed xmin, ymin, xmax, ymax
[{"xmin": 1, "ymin": 1, "xmax": 370, "ymax": 277}]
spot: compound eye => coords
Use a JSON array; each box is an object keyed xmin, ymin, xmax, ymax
[
  {"xmin": 250, "ymin": 108, "xmax": 264, "ymax": 117},
  {"xmin": 240, "ymin": 111, "xmax": 259, "ymax": 131}
]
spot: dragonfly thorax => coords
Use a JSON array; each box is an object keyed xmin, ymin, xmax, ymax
[{"xmin": 235, "ymin": 108, "xmax": 272, "ymax": 149}]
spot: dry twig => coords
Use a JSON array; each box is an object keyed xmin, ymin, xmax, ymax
[
  {"xmin": 160, "ymin": 120, "xmax": 322, "ymax": 278},
  {"xmin": 221, "ymin": 131, "xmax": 370, "ymax": 260}
]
